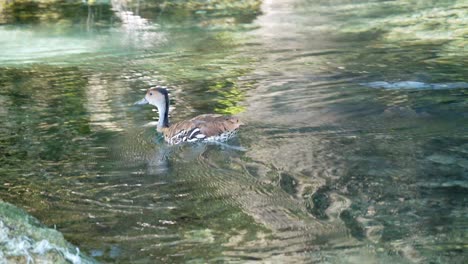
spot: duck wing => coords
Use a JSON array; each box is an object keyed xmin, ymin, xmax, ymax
[{"xmin": 163, "ymin": 114, "xmax": 243, "ymax": 144}]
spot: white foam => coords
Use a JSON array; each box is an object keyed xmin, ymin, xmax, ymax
[
  {"xmin": 32, "ymin": 240, "xmax": 54, "ymax": 255},
  {"xmin": 0, "ymin": 219, "xmax": 88, "ymax": 264},
  {"xmin": 64, "ymin": 248, "xmax": 82, "ymax": 264},
  {"xmin": 364, "ymin": 81, "xmax": 468, "ymax": 90}
]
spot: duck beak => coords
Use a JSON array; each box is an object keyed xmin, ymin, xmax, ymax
[{"xmin": 134, "ymin": 98, "xmax": 149, "ymax": 105}]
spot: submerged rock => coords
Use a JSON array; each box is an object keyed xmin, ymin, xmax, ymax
[
  {"xmin": 382, "ymin": 106, "xmax": 419, "ymax": 118},
  {"xmin": 0, "ymin": 201, "xmax": 95, "ymax": 264},
  {"xmin": 365, "ymin": 81, "xmax": 468, "ymax": 90},
  {"xmin": 426, "ymin": 154, "xmax": 457, "ymax": 165}
]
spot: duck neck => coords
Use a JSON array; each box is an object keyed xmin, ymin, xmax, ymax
[{"xmin": 156, "ymin": 96, "xmax": 170, "ymax": 131}]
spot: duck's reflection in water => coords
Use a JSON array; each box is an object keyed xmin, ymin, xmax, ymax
[{"xmin": 146, "ymin": 143, "xmax": 170, "ymax": 175}]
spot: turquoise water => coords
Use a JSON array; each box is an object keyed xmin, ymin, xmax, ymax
[{"xmin": 0, "ymin": 0, "xmax": 467, "ymax": 263}]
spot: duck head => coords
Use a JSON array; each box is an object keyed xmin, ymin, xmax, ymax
[{"xmin": 136, "ymin": 87, "xmax": 170, "ymax": 129}]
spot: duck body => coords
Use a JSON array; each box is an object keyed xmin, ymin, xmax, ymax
[
  {"xmin": 136, "ymin": 87, "xmax": 242, "ymax": 145},
  {"xmin": 161, "ymin": 114, "xmax": 242, "ymax": 145}
]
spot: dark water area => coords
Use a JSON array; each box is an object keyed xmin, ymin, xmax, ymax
[{"xmin": 0, "ymin": 0, "xmax": 467, "ymax": 263}]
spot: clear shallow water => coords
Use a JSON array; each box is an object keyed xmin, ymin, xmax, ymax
[{"xmin": 0, "ymin": 0, "xmax": 467, "ymax": 263}]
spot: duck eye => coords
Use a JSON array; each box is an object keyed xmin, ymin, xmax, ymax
[{"xmin": 149, "ymin": 92, "xmax": 153, "ymax": 96}]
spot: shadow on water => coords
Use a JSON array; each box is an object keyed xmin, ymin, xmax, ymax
[{"xmin": 0, "ymin": 0, "xmax": 467, "ymax": 263}]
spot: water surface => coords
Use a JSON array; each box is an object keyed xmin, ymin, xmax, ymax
[{"xmin": 0, "ymin": 0, "xmax": 467, "ymax": 263}]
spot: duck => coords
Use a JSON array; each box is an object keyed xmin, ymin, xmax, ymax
[{"xmin": 135, "ymin": 87, "xmax": 243, "ymax": 145}]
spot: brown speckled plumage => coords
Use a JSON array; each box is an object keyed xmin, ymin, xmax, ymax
[{"xmin": 161, "ymin": 114, "xmax": 242, "ymax": 144}]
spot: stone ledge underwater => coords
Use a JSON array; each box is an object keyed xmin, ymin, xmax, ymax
[{"xmin": 0, "ymin": 200, "xmax": 95, "ymax": 264}]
